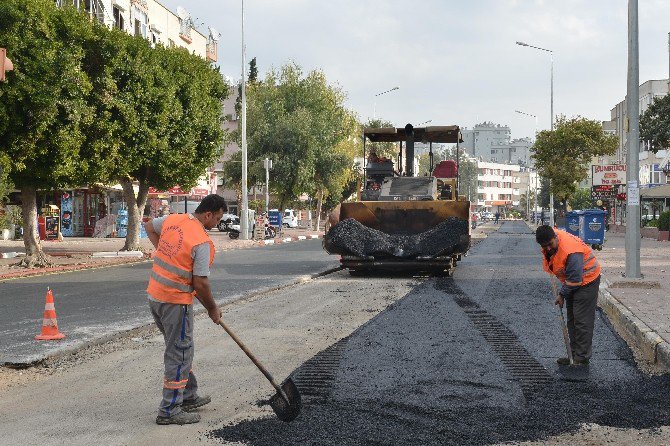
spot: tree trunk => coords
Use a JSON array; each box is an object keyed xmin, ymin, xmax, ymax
[
  {"xmin": 18, "ymin": 186, "xmax": 53, "ymax": 268},
  {"xmin": 120, "ymin": 178, "xmax": 150, "ymax": 252},
  {"xmin": 314, "ymin": 189, "xmax": 324, "ymax": 231}
]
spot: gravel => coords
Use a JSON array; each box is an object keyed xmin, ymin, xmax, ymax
[{"xmin": 324, "ymin": 217, "xmax": 470, "ymax": 259}]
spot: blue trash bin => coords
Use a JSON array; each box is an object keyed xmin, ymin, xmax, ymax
[
  {"xmin": 565, "ymin": 211, "xmax": 582, "ymax": 237},
  {"xmin": 579, "ymin": 209, "xmax": 606, "ymax": 250}
]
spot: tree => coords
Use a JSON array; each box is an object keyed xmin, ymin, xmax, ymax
[
  {"xmin": 222, "ymin": 151, "xmax": 265, "ymax": 214},
  {"xmin": 246, "ymin": 63, "xmax": 357, "ymax": 210},
  {"xmin": 248, "ymin": 57, "xmax": 258, "ymax": 83},
  {"xmin": 531, "ymin": 116, "xmax": 618, "ymax": 205},
  {"xmin": 519, "ymin": 190, "xmax": 536, "ymax": 213},
  {"xmin": 568, "ymin": 188, "xmax": 592, "ymax": 210},
  {"xmin": 539, "ymin": 177, "xmax": 551, "ymax": 208},
  {"xmin": 0, "ymin": 0, "xmax": 101, "ymax": 266},
  {"xmin": 362, "ymin": 118, "xmax": 396, "ymax": 160},
  {"xmin": 88, "ymin": 31, "xmax": 228, "ymax": 250},
  {"xmin": 641, "ymin": 94, "xmax": 670, "ymax": 151}
]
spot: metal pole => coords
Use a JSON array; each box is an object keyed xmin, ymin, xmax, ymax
[
  {"xmin": 625, "ymin": 0, "xmax": 641, "ymax": 278},
  {"xmin": 549, "ymin": 52, "xmax": 555, "ymax": 227},
  {"xmin": 240, "ymin": 0, "xmax": 249, "ymax": 240},
  {"xmin": 265, "ymin": 158, "xmax": 270, "ymax": 213}
]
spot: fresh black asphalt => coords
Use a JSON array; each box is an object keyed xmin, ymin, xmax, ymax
[
  {"xmin": 211, "ymin": 221, "xmax": 670, "ymax": 445},
  {"xmin": 0, "ymin": 239, "xmax": 338, "ymax": 364}
]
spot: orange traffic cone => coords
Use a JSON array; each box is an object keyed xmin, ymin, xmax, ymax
[{"xmin": 35, "ymin": 287, "xmax": 65, "ymax": 341}]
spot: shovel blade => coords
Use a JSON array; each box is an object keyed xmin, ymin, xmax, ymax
[{"xmin": 268, "ymin": 378, "xmax": 302, "ymax": 422}]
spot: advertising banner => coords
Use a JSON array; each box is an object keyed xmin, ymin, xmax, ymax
[{"xmin": 592, "ymin": 164, "xmax": 626, "ymax": 186}]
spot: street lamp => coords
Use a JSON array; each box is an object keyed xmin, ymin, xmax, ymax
[
  {"xmin": 373, "ymin": 86, "xmax": 399, "ymax": 120},
  {"xmin": 240, "ymin": 0, "xmax": 249, "ymax": 239},
  {"xmin": 516, "ymin": 40, "xmax": 555, "ymax": 227},
  {"xmin": 515, "ymin": 110, "xmax": 538, "ymax": 223}
]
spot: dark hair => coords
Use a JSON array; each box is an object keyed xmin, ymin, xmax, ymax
[
  {"xmin": 535, "ymin": 225, "xmax": 556, "ymax": 245},
  {"xmin": 195, "ymin": 194, "xmax": 227, "ymax": 214}
]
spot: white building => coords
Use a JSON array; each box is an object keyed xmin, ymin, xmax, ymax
[
  {"xmin": 476, "ymin": 161, "xmax": 521, "ymax": 212},
  {"xmin": 56, "ymin": 0, "xmax": 218, "ymax": 62}
]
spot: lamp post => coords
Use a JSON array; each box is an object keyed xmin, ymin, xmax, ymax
[
  {"xmin": 373, "ymin": 86, "xmax": 399, "ymax": 120},
  {"xmin": 516, "ymin": 41, "xmax": 555, "ymax": 227},
  {"xmin": 240, "ymin": 0, "xmax": 249, "ymax": 239},
  {"xmin": 625, "ymin": 0, "xmax": 641, "ymax": 278},
  {"xmin": 515, "ymin": 110, "xmax": 538, "ymax": 222}
]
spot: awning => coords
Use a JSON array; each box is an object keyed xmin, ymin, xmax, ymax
[{"xmin": 640, "ymin": 184, "xmax": 670, "ymax": 198}]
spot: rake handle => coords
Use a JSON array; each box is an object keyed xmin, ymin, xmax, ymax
[
  {"xmin": 550, "ymin": 279, "xmax": 574, "ymax": 365},
  {"xmin": 218, "ymin": 321, "xmax": 290, "ymax": 402}
]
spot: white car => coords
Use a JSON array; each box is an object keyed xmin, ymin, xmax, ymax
[{"xmin": 282, "ymin": 209, "xmax": 298, "ymax": 228}]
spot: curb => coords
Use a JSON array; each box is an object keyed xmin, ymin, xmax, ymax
[
  {"xmin": 0, "ymin": 257, "xmax": 150, "ymax": 282},
  {"xmin": 598, "ymin": 277, "xmax": 670, "ymax": 371},
  {"xmin": 257, "ymin": 234, "xmax": 322, "ymax": 246},
  {"xmin": 1, "ymin": 264, "xmax": 343, "ymax": 368}
]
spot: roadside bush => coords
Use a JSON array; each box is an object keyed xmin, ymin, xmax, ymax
[
  {"xmin": 658, "ymin": 211, "xmax": 670, "ymax": 231},
  {"xmin": 645, "ymin": 219, "xmax": 659, "ymax": 228}
]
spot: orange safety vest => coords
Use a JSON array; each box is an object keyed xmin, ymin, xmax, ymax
[
  {"xmin": 147, "ymin": 214, "xmax": 215, "ymax": 305},
  {"xmin": 542, "ymin": 229, "xmax": 600, "ymax": 287}
]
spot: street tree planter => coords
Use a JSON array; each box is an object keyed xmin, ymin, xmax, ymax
[{"xmin": 658, "ymin": 231, "xmax": 670, "ymax": 242}]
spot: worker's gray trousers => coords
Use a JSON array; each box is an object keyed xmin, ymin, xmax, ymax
[
  {"xmin": 149, "ymin": 300, "xmax": 199, "ymax": 417},
  {"xmin": 565, "ymin": 276, "xmax": 600, "ymax": 362}
]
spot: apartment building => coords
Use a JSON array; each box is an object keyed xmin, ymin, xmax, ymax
[
  {"xmin": 57, "ymin": 0, "xmax": 219, "ymax": 62},
  {"xmin": 476, "ymin": 161, "xmax": 521, "ymax": 212}
]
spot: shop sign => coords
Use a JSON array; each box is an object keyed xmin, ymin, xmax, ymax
[{"xmin": 592, "ymin": 164, "xmax": 626, "ymax": 186}]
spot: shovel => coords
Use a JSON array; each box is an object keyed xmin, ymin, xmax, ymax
[
  {"xmin": 218, "ymin": 321, "xmax": 302, "ymax": 422},
  {"xmin": 550, "ymin": 279, "xmax": 574, "ymax": 365}
]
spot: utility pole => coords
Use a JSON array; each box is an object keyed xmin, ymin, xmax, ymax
[
  {"xmin": 264, "ymin": 158, "xmax": 272, "ymax": 213},
  {"xmin": 240, "ymin": 0, "xmax": 249, "ymax": 240},
  {"xmin": 625, "ymin": 0, "xmax": 641, "ymax": 278}
]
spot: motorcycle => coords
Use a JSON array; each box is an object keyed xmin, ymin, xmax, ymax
[{"xmin": 228, "ymin": 222, "xmax": 276, "ymax": 240}]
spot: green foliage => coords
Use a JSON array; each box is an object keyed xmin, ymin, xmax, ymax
[
  {"xmin": 248, "ymin": 57, "xmax": 258, "ymax": 83},
  {"xmin": 0, "ymin": 0, "xmax": 99, "ymax": 190},
  {"xmin": 640, "ymin": 95, "xmax": 670, "ymax": 152},
  {"xmin": 531, "ymin": 116, "xmax": 618, "ymax": 203},
  {"xmin": 363, "ymin": 118, "xmax": 397, "ymax": 160},
  {"xmin": 87, "ymin": 31, "xmax": 228, "ymax": 190},
  {"xmin": 568, "ymin": 188, "xmax": 593, "ymax": 211},
  {"xmin": 519, "ymin": 190, "xmax": 536, "ymax": 212},
  {"xmin": 658, "ymin": 211, "xmax": 670, "ymax": 232},
  {"xmin": 246, "ymin": 62, "xmax": 357, "ymax": 209},
  {"xmin": 644, "ymin": 219, "xmax": 658, "ymax": 228}
]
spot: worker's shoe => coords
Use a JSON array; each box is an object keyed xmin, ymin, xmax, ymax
[
  {"xmin": 182, "ymin": 395, "xmax": 211, "ymax": 412},
  {"xmin": 557, "ymin": 357, "xmax": 590, "ymax": 366},
  {"xmin": 155, "ymin": 411, "xmax": 201, "ymax": 425}
]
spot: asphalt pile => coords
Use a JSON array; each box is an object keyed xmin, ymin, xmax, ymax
[{"xmin": 324, "ymin": 217, "xmax": 469, "ymax": 259}]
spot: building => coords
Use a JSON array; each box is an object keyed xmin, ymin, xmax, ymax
[
  {"xmin": 606, "ymin": 79, "xmax": 668, "ymax": 162},
  {"xmin": 476, "ymin": 161, "xmax": 521, "ymax": 212},
  {"xmin": 461, "ymin": 122, "xmax": 511, "ymax": 160},
  {"xmin": 56, "ymin": 0, "xmax": 218, "ymax": 62},
  {"xmin": 461, "ymin": 122, "xmax": 533, "ymax": 166}
]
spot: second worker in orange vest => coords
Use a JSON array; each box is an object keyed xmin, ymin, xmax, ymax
[
  {"xmin": 536, "ymin": 225, "xmax": 601, "ymax": 366},
  {"xmin": 145, "ymin": 194, "xmax": 227, "ymax": 425}
]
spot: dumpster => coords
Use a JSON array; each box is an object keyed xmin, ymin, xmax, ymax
[
  {"xmin": 565, "ymin": 211, "xmax": 581, "ymax": 237},
  {"xmin": 580, "ymin": 209, "xmax": 606, "ymax": 250}
]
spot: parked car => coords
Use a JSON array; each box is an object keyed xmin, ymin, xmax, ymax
[{"xmin": 282, "ymin": 209, "xmax": 298, "ymax": 228}]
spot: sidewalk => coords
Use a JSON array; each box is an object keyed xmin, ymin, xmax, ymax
[
  {"xmin": 0, "ymin": 227, "xmax": 323, "ymax": 280},
  {"xmin": 596, "ymin": 231, "xmax": 670, "ymax": 371}
]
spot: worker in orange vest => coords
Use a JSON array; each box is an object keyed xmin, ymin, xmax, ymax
[
  {"xmin": 536, "ymin": 225, "xmax": 601, "ymax": 366},
  {"xmin": 145, "ymin": 194, "xmax": 227, "ymax": 425}
]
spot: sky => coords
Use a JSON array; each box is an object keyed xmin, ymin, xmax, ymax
[{"xmin": 159, "ymin": 0, "xmax": 670, "ymax": 140}]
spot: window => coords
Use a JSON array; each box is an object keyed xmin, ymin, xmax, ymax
[
  {"xmin": 113, "ymin": 6, "xmax": 124, "ymax": 30},
  {"xmin": 134, "ymin": 8, "xmax": 147, "ymax": 38},
  {"xmin": 478, "ymin": 193, "xmax": 486, "ymax": 200},
  {"xmin": 491, "ymin": 149, "xmax": 496, "ymax": 154}
]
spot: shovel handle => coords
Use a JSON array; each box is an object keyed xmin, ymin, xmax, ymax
[
  {"xmin": 218, "ymin": 320, "xmax": 283, "ymax": 393},
  {"xmin": 550, "ymin": 278, "xmax": 574, "ymax": 365}
]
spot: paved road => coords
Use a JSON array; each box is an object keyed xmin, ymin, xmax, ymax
[
  {"xmin": 213, "ymin": 222, "xmax": 670, "ymax": 445},
  {"xmin": 0, "ymin": 239, "xmax": 338, "ymax": 365}
]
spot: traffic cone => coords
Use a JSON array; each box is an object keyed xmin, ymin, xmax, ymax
[{"xmin": 35, "ymin": 287, "xmax": 65, "ymax": 341}]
